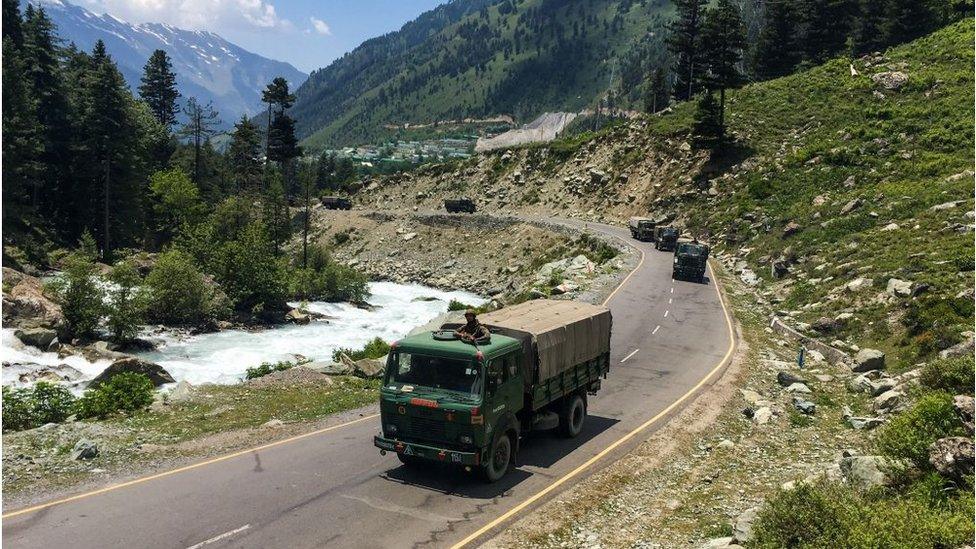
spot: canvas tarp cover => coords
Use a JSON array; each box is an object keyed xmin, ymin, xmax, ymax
[
  {"xmin": 629, "ymin": 217, "xmax": 653, "ymax": 228},
  {"xmin": 479, "ymin": 300, "xmax": 611, "ymax": 383}
]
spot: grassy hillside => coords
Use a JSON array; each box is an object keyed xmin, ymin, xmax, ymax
[
  {"xmin": 356, "ymin": 19, "xmax": 975, "ymax": 369},
  {"xmin": 291, "ymin": 0, "xmax": 673, "ymax": 149}
]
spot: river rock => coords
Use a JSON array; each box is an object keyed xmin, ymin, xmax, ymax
[
  {"xmin": 852, "ymin": 348, "xmax": 885, "ymax": 372},
  {"xmin": 90, "ymin": 357, "xmax": 174, "ymax": 387},
  {"xmin": 71, "ymin": 439, "xmax": 98, "ymax": 460},
  {"xmin": 167, "ymin": 380, "xmax": 195, "ymax": 402},
  {"xmin": 353, "ymin": 358, "xmax": 385, "ymax": 379},
  {"xmin": 81, "ymin": 341, "xmax": 127, "ymax": 362},
  {"xmin": 2, "ymin": 268, "xmax": 65, "ymax": 331},
  {"xmin": 285, "ymin": 308, "xmax": 311, "ymax": 325},
  {"xmin": 306, "ymin": 361, "xmax": 353, "ymax": 376},
  {"xmin": 14, "ymin": 328, "xmax": 58, "ymax": 350},
  {"xmin": 928, "ymin": 437, "xmax": 975, "ymax": 480}
]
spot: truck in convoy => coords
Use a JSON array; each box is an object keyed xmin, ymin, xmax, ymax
[
  {"xmin": 322, "ymin": 196, "xmax": 352, "ymax": 210},
  {"xmin": 374, "ymin": 300, "xmax": 612, "ymax": 482},
  {"xmin": 628, "ymin": 217, "xmax": 657, "ymax": 241},
  {"xmin": 654, "ymin": 226, "xmax": 679, "ymax": 252},
  {"xmin": 672, "ymin": 241, "xmax": 710, "ymax": 283},
  {"xmin": 444, "ymin": 198, "xmax": 476, "ymax": 213}
]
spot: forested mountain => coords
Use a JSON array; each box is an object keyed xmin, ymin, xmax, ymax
[
  {"xmin": 291, "ymin": 0, "xmax": 676, "ymax": 149},
  {"xmin": 28, "ymin": 0, "xmax": 306, "ymax": 126}
]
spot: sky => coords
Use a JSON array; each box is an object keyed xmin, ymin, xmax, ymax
[{"xmin": 76, "ymin": 0, "xmax": 449, "ymax": 73}]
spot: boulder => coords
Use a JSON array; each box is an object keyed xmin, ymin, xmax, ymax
[
  {"xmin": 840, "ymin": 198, "xmax": 863, "ymax": 215},
  {"xmin": 71, "ymin": 439, "xmax": 98, "ymax": 460},
  {"xmin": 939, "ymin": 334, "xmax": 975, "ymax": 359},
  {"xmin": 699, "ymin": 537, "xmax": 741, "ymax": 549},
  {"xmin": 869, "ymin": 377, "xmax": 897, "ymax": 396},
  {"xmin": 14, "ymin": 328, "xmax": 58, "ymax": 350},
  {"xmin": 2, "ymin": 268, "xmax": 65, "ymax": 331},
  {"xmin": 752, "ymin": 406, "xmax": 773, "ymax": 425},
  {"xmin": 839, "ymin": 453, "xmax": 890, "ymax": 489},
  {"xmin": 353, "ymin": 358, "xmax": 385, "ymax": 379},
  {"xmin": 167, "ymin": 380, "xmax": 195, "ymax": 402},
  {"xmin": 90, "ymin": 357, "xmax": 174, "ymax": 388},
  {"xmin": 846, "ymin": 416, "xmax": 884, "ymax": 430},
  {"xmin": 954, "ymin": 395, "xmax": 975, "ymax": 435},
  {"xmin": 285, "ymin": 308, "xmax": 311, "ymax": 325},
  {"xmin": 928, "ymin": 437, "xmax": 975, "ymax": 480},
  {"xmin": 846, "ymin": 277, "xmax": 873, "ymax": 292},
  {"xmin": 852, "ymin": 348, "xmax": 885, "ymax": 372},
  {"xmin": 885, "ymin": 278, "xmax": 912, "ymax": 297},
  {"xmin": 782, "ymin": 222, "xmax": 801, "ymax": 238},
  {"xmin": 811, "ymin": 317, "xmax": 838, "ymax": 333},
  {"xmin": 786, "ymin": 383, "xmax": 812, "ymax": 394},
  {"xmin": 847, "ymin": 374, "xmax": 874, "ymax": 393},
  {"xmin": 871, "ymin": 71, "xmax": 908, "ymax": 90},
  {"xmin": 793, "ymin": 397, "xmax": 816, "ymax": 415},
  {"xmin": 81, "ymin": 341, "xmax": 127, "ymax": 362},
  {"xmin": 732, "ymin": 507, "xmax": 760, "ymax": 544},
  {"xmin": 873, "ymin": 390, "xmax": 903, "ymax": 413},
  {"xmin": 776, "ymin": 371, "xmax": 806, "ymax": 387},
  {"xmin": 306, "ymin": 360, "xmax": 354, "ymax": 376}
]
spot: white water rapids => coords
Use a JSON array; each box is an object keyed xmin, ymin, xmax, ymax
[{"xmin": 2, "ymin": 282, "xmax": 484, "ymax": 387}]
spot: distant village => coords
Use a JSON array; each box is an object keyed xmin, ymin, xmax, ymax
[{"xmin": 324, "ymin": 137, "xmax": 476, "ymax": 167}]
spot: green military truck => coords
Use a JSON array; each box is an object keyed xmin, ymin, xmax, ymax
[
  {"xmin": 628, "ymin": 217, "xmax": 657, "ymax": 241},
  {"xmin": 374, "ymin": 300, "xmax": 612, "ymax": 482},
  {"xmin": 654, "ymin": 226, "xmax": 679, "ymax": 252},
  {"xmin": 672, "ymin": 241, "xmax": 710, "ymax": 283}
]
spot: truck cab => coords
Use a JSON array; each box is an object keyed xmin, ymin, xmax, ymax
[
  {"xmin": 654, "ymin": 226, "xmax": 679, "ymax": 251},
  {"xmin": 672, "ymin": 241, "xmax": 710, "ymax": 283},
  {"xmin": 628, "ymin": 217, "xmax": 657, "ymax": 241},
  {"xmin": 374, "ymin": 331, "xmax": 525, "ymax": 481}
]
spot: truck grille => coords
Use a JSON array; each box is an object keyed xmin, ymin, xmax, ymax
[{"xmin": 404, "ymin": 417, "xmax": 447, "ymax": 441}]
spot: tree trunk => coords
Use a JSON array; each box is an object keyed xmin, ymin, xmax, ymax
[{"xmin": 103, "ymin": 159, "xmax": 111, "ymax": 261}]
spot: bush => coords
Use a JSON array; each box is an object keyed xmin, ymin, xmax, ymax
[
  {"xmin": 2, "ymin": 383, "xmax": 78, "ymax": 432},
  {"xmin": 333, "ymin": 337, "xmax": 390, "ymax": 362},
  {"xmin": 49, "ymin": 247, "xmax": 106, "ymax": 338},
  {"xmin": 875, "ymin": 392, "xmax": 965, "ymax": 469},
  {"xmin": 76, "ymin": 373, "xmax": 155, "ymax": 419},
  {"xmin": 245, "ymin": 361, "xmax": 294, "ymax": 380},
  {"xmin": 288, "ymin": 244, "xmax": 368, "ymax": 303},
  {"xmin": 919, "ymin": 356, "xmax": 975, "ymax": 395},
  {"xmin": 144, "ymin": 249, "xmax": 213, "ymax": 326},
  {"xmin": 211, "ymin": 222, "xmax": 288, "ymax": 310},
  {"xmin": 106, "ymin": 260, "xmax": 146, "ymax": 342},
  {"xmin": 752, "ymin": 480, "xmax": 974, "ymax": 549}
]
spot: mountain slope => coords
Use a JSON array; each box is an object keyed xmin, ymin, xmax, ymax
[
  {"xmin": 32, "ymin": 0, "xmax": 306, "ymax": 126},
  {"xmin": 291, "ymin": 0, "xmax": 674, "ymax": 149}
]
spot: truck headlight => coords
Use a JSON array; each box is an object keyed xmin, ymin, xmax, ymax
[
  {"xmin": 385, "ymin": 424, "xmax": 398, "ymax": 435},
  {"xmin": 459, "ymin": 435, "xmax": 473, "ymax": 445}
]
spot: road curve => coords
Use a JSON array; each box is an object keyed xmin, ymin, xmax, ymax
[{"xmin": 2, "ymin": 219, "xmax": 735, "ymax": 549}]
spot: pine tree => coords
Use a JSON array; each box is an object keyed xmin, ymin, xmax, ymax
[
  {"xmin": 267, "ymin": 111, "xmax": 302, "ymax": 195},
  {"xmin": 178, "ymin": 97, "xmax": 220, "ymax": 188},
  {"xmin": 644, "ymin": 66, "xmax": 669, "ymax": 114},
  {"xmin": 849, "ymin": 0, "xmax": 887, "ymax": 55},
  {"xmin": 262, "ymin": 171, "xmax": 290, "ymax": 257},
  {"xmin": 692, "ymin": 91, "xmax": 723, "ymax": 146},
  {"xmin": 666, "ymin": 0, "xmax": 707, "ymax": 101},
  {"xmin": 752, "ymin": 0, "xmax": 800, "ymax": 80},
  {"xmin": 316, "ymin": 151, "xmax": 337, "ymax": 191},
  {"xmin": 882, "ymin": 0, "xmax": 937, "ymax": 46},
  {"xmin": 3, "ymin": 0, "xmax": 24, "ymax": 47},
  {"xmin": 260, "ymin": 77, "xmax": 296, "ymax": 160},
  {"xmin": 138, "ymin": 49, "xmax": 180, "ymax": 128},
  {"xmin": 298, "ymin": 162, "xmax": 316, "ymax": 269},
  {"xmin": 797, "ymin": 0, "xmax": 854, "ymax": 65},
  {"xmin": 228, "ymin": 115, "xmax": 263, "ymax": 193},
  {"xmin": 1, "ymin": 6, "xmax": 41, "ymax": 220},
  {"xmin": 700, "ymin": 0, "xmax": 747, "ymax": 131}
]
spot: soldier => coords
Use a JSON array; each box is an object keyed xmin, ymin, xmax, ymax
[{"xmin": 455, "ymin": 310, "xmax": 490, "ymax": 342}]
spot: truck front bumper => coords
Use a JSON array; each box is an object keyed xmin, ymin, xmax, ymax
[{"xmin": 374, "ymin": 435, "xmax": 480, "ymax": 466}]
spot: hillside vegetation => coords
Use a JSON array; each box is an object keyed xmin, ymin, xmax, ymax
[
  {"xmin": 360, "ymin": 19, "xmax": 975, "ymax": 369},
  {"xmin": 291, "ymin": 0, "xmax": 672, "ymax": 148}
]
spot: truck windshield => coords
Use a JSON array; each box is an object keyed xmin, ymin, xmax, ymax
[{"xmin": 387, "ymin": 352, "xmax": 482, "ymax": 396}]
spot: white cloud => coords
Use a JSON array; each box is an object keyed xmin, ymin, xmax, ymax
[
  {"xmin": 309, "ymin": 16, "xmax": 331, "ymax": 36},
  {"xmin": 80, "ymin": 0, "xmax": 292, "ymax": 32}
]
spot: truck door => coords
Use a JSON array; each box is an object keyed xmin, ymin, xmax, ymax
[{"xmin": 488, "ymin": 353, "xmax": 521, "ymax": 419}]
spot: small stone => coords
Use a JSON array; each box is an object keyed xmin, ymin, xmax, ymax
[
  {"xmin": 753, "ymin": 406, "xmax": 773, "ymax": 425},
  {"xmin": 852, "ymin": 348, "xmax": 885, "ymax": 372},
  {"xmin": 71, "ymin": 439, "xmax": 98, "ymax": 460},
  {"xmin": 717, "ymin": 439, "xmax": 735, "ymax": 450},
  {"xmin": 793, "ymin": 398, "xmax": 816, "ymax": 415},
  {"xmin": 885, "ymin": 278, "xmax": 912, "ymax": 297},
  {"xmin": 786, "ymin": 382, "xmax": 813, "ymax": 394},
  {"xmin": 262, "ymin": 419, "xmax": 284, "ymax": 428},
  {"xmin": 776, "ymin": 371, "xmax": 807, "ymax": 387}
]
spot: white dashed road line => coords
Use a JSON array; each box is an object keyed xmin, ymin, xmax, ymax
[
  {"xmin": 664, "ymin": 310, "xmax": 669, "ymax": 318},
  {"xmin": 621, "ymin": 349, "xmax": 640, "ymax": 363},
  {"xmin": 652, "ymin": 325, "xmax": 660, "ymax": 335},
  {"xmin": 187, "ymin": 525, "xmax": 251, "ymax": 549}
]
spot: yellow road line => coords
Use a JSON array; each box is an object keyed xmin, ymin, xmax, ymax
[
  {"xmin": 2, "ymin": 413, "xmax": 380, "ymax": 519},
  {"xmin": 451, "ymin": 260, "xmax": 736, "ymax": 548}
]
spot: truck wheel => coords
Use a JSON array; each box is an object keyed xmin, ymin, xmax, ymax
[
  {"xmin": 559, "ymin": 394, "xmax": 586, "ymax": 438},
  {"xmin": 481, "ymin": 433, "xmax": 512, "ymax": 483},
  {"xmin": 397, "ymin": 453, "xmax": 424, "ymax": 468}
]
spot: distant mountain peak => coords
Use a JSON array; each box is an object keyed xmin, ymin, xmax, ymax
[{"xmin": 29, "ymin": 0, "xmax": 306, "ymax": 127}]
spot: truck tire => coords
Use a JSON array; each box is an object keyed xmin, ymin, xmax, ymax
[
  {"xmin": 559, "ymin": 394, "xmax": 585, "ymax": 438},
  {"xmin": 397, "ymin": 453, "xmax": 424, "ymax": 468},
  {"xmin": 481, "ymin": 433, "xmax": 512, "ymax": 483}
]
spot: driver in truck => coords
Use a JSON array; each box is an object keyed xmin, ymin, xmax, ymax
[{"xmin": 454, "ymin": 310, "xmax": 490, "ymax": 342}]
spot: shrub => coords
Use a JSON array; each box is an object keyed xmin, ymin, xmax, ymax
[
  {"xmin": 875, "ymin": 392, "xmax": 965, "ymax": 469},
  {"xmin": 2, "ymin": 386, "xmax": 33, "ymax": 431},
  {"xmin": 245, "ymin": 361, "xmax": 294, "ymax": 380},
  {"xmin": 752, "ymin": 480, "xmax": 974, "ymax": 549},
  {"xmin": 211, "ymin": 222, "xmax": 288, "ymax": 310},
  {"xmin": 2, "ymin": 383, "xmax": 77, "ymax": 431},
  {"xmin": 49, "ymin": 248, "xmax": 106, "ymax": 338},
  {"xmin": 144, "ymin": 249, "xmax": 213, "ymax": 326},
  {"xmin": 106, "ymin": 260, "xmax": 146, "ymax": 342},
  {"xmin": 919, "ymin": 356, "xmax": 975, "ymax": 395},
  {"xmin": 288, "ymin": 244, "xmax": 368, "ymax": 303},
  {"xmin": 76, "ymin": 373, "xmax": 155, "ymax": 419},
  {"xmin": 333, "ymin": 337, "xmax": 390, "ymax": 362}
]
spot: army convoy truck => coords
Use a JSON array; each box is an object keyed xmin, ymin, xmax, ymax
[
  {"xmin": 374, "ymin": 300, "xmax": 612, "ymax": 482},
  {"xmin": 672, "ymin": 241, "xmax": 710, "ymax": 283},
  {"xmin": 444, "ymin": 198, "xmax": 476, "ymax": 213},
  {"xmin": 628, "ymin": 217, "xmax": 657, "ymax": 241},
  {"xmin": 654, "ymin": 226, "xmax": 679, "ymax": 252},
  {"xmin": 322, "ymin": 196, "xmax": 352, "ymax": 210}
]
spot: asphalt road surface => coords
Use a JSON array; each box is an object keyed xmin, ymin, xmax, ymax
[{"xmin": 3, "ymin": 219, "xmax": 735, "ymax": 549}]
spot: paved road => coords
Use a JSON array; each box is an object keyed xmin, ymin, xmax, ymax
[{"xmin": 3, "ymin": 219, "xmax": 734, "ymax": 549}]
